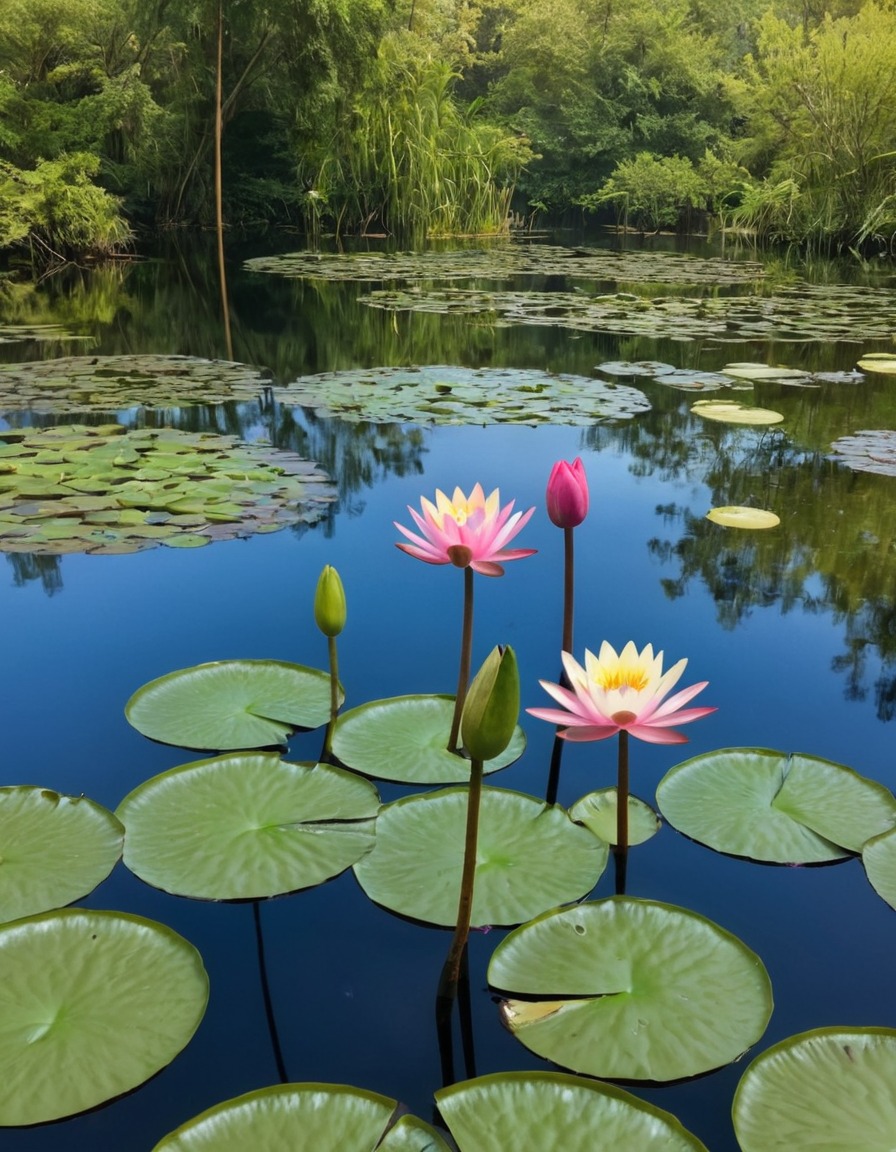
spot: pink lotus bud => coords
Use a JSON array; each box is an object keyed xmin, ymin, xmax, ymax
[{"xmin": 546, "ymin": 457, "xmax": 589, "ymax": 528}]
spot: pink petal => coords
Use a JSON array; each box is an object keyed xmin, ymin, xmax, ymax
[
  {"xmin": 395, "ymin": 543, "xmax": 448, "ymax": 565},
  {"xmin": 649, "ymin": 682, "xmax": 712, "ymax": 720},
  {"xmin": 624, "ymin": 724, "xmax": 690, "ymax": 745},
  {"xmin": 559, "ymin": 724, "xmax": 620, "ymax": 742}
]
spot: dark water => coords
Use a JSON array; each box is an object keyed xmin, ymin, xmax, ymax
[{"xmin": 2, "ymin": 232, "xmax": 896, "ymax": 1150}]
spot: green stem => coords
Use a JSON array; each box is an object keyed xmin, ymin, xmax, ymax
[
  {"xmin": 448, "ymin": 566, "xmax": 474, "ymax": 753},
  {"xmin": 438, "ymin": 756, "xmax": 483, "ymax": 1002},
  {"xmin": 322, "ymin": 634, "xmax": 339, "ymax": 761},
  {"xmin": 616, "ymin": 729, "xmax": 629, "ymax": 854},
  {"xmin": 562, "ymin": 525, "xmax": 574, "ymax": 658}
]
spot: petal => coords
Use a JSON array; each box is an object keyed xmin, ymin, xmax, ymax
[
  {"xmin": 470, "ymin": 560, "xmax": 505, "ymax": 577},
  {"xmin": 395, "ymin": 543, "xmax": 449, "ymax": 565},
  {"xmin": 526, "ymin": 706, "xmax": 595, "ymax": 726},
  {"xmin": 644, "ymin": 704, "xmax": 717, "ymax": 727},
  {"xmin": 624, "ymin": 724, "xmax": 691, "ymax": 745},
  {"xmin": 649, "ymin": 681, "xmax": 710, "ymax": 720},
  {"xmin": 559, "ymin": 724, "xmax": 620, "ymax": 742}
]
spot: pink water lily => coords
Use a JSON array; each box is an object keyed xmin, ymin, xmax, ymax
[
  {"xmin": 395, "ymin": 483, "xmax": 536, "ymax": 577},
  {"xmin": 546, "ymin": 457, "xmax": 589, "ymax": 528},
  {"xmin": 529, "ymin": 640, "xmax": 716, "ymax": 745}
]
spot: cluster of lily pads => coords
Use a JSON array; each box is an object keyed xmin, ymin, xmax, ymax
[{"xmin": 4, "ymin": 483, "xmax": 896, "ymax": 1148}]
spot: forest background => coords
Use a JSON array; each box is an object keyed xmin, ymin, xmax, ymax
[{"xmin": 0, "ymin": 0, "xmax": 895, "ymax": 262}]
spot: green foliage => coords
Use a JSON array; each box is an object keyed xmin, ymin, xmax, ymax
[
  {"xmin": 581, "ymin": 152, "xmax": 710, "ymax": 232},
  {"xmin": 0, "ymin": 154, "xmax": 132, "ymax": 260},
  {"xmin": 307, "ymin": 39, "xmax": 530, "ymax": 241}
]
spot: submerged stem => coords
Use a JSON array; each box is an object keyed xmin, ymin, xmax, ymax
[
  {"xmin": 448, "ymin": 567, "xmax": 474, "ymax": 752},
  {"xmin": 438, "ymin": 756, "xmax": 483, "ymax": 1002}
]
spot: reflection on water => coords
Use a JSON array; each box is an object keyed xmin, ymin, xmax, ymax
[{"xmin": 3, "ymin": 232, "xmax": 896, "ymax": 1152}]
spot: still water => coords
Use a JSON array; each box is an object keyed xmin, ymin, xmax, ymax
[{"xmin": 2, "ymin": 233, "xmax": 896, "ymax": 1150}]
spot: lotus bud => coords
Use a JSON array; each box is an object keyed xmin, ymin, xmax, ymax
[
  {"xmin": 314, "ymin": 565, "xmax": 346, "ymax": 637},
  {"xmin": 546, "ymin": 457, "xmax": 589, "ymax": 528},
  {"xmin": 461, "ymin": 645, "xmax": 519, "ymax": 762}
]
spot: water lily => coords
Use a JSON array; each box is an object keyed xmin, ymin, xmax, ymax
[
  {"xmin": 546, "ymin": 457, "xmax": 589, "ymax": 529},
  {"xmin": 530, "ymin": 641, "xmax": 716, "ymax": 856},
  {"xmin": 395, "ymin": 483, "xmax": 535, "ymax": 577},
  {"xmin": 529, "ymin": 641, "xmax": 715, "ymax": 745}
]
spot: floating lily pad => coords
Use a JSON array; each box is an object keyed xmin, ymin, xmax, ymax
[
  {"xmin": 117, "ymin": 752, "xmax": 378, "ymax": 900},
  {"xmin": 691, "ymin": 400, "xmax": 785, "ymax": 425},
  {"xmin": 435, "ymin": 1071, "xmax": 708, "ymax": 1151},
  {"xmin": 0, "ymin": 424, "xmax": 335, "ymax": 555},
  {"xmin": 152, "ymin": 1082, "xmax": 451, "ymax": 1151},
  {"xmin": 653, "ymin": 368, "xmax": 747, "ymax": 392},
  {"xmin": 706, "ymin": 506, "xmax": 781, "ymax": 529},
  {"xmin": 733, "ymin": 1027, "xmax": 896, "ymax": 1152},
  {"xmin": 656, "ymin": 748, "xmax": 896, "ymax": 863},
  {"xmin": 595, "ymin": 360, "xmax": 676, "ymax": 377},
  {"xmin": 830, "ymin": 430, "xmax": 896, "ymax": 476},
  {"xmin": 0, "ymin": 909, "xmax": 208, "ymax": 1125},
  {"xmin": 488, "ymin": 897, "xmax": 772, "ymax": 1081},
  {"xmin": 125, "ymin": 659, "xmax": 336, "ymax": 750},
  {"xmin": 332, "ymin": 695, "xmax": 524, "ymax": 783},
  {"xmin": 721, "ymin": 362, "xmax": 813, "ymax": 384},
  {"xmin": 568, "ymin": 788, "xmax": 660, "ymax": 846},
  {"xmin": 0, "ymin": 354, "xmax": 274, "ymax": 414},
  {"xmin": 862, "ymin": 825, "xmax": 896, "ymax": 911},
  {"xmin": 857, "ymin": 353, "xmax": 896, "ymax": 374},
  {"xmin": 353, "ymin": 786, "xmax": 605, "ymax": 927},
  {"xmin": 0, "ymin": 786, "xmax": 123, "ymax": 924},
  {"xmin": 275, "ymin": 365, "xmax": 650, "ymax": 426}
]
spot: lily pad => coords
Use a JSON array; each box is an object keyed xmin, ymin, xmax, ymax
[
  {"xmin": 117, "ymin": 753, "xmax": 378, "ymax": 900},
  {"xmin": 435, "ymin": 1071, "xmax": 708, "ymax": 1151},
  {"xmin": 152, "ymin": 1082, "xmax": 451, "ymax": 1151},
  {"xmin": 568, "ymin": 788, "xmax": 660, "ymax": 846},
  {"xmin": 0, "ymin": 424, "xmax": 335, "ymax": 555},
  {"xmin": 733, "ymin": 1027, "xmax": 896, "ymax": 1151},
  {"xmin": 0, "ymin": 909, "xmax": 208, "ymax": 1125},
  {"xmin": 857, "ymin": 353, "xmax": 896, "ymax": 374},
  {"xmin": 0, "ymin": 354, "xmax": 274, "ymax": 414},
  {"xmin": 125, "ymin": 659, "xmax": 336, "ymax": 750},
  {"xmin": 353, "ymin": 786, "xmax": 605, "ymax": 927},
  {"xmin": 706, "ymin": 506, "xmax": 781, "ymax": 529},
  {"xmin": 0, "ymin": 786, "xmax": 124, "ymax": 924},
  {"xmin": 488, "ymin": 897, "xmax": 772, "ymax": 1081},
  {"xmin": 691, "ymin": 399, "xmax": 785, "ymax": 425},
  {"xmin": 830, "ymin": 430, "xmax": 896, "ymax": 476},
  {"xmin": 275, "ymin": 365, "xmax": 650, "ymax": 426},
  {"xmin": 862, "ymin": 825, "xmax": 896, "ymax": 911},
  {"xmin": 656, "ymin": 748, "xmax": 896, "ymax": 862},
  {"xmin": 332, "ymin": 695, "xmax": 524, "ymax": 783},
  {"xmin": 720, "ymin": 362, "xmax": 812, "ymax": 383}
]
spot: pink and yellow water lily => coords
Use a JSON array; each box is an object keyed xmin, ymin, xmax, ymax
[
  {"xmin": 529, "ymin": 640, "xmax": 715, "ymax": 745},
  {"xmin": 395, "ymin": 483, "xmax": 536, "ymax": 577}
]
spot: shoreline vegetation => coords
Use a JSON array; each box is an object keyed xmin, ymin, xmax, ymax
[{"xmin": 1, "ymin": 0, "xmax": 895, "ymax": 267}]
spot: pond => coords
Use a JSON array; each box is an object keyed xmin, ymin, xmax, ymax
[{"xmin": 2, "ymin": 231, "xmax": 896, "ymax": 1151}]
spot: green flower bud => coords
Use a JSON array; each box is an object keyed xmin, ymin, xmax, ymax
[
  {"xmin": 314, "ymin": 565, "xmax": 346, "ymax": 637},
  {"xmin": 461, "ymin": 645, "xmax": 519, "ymax": 762}
]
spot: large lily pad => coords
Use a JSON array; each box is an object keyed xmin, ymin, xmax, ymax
[
  {"xmin": 830, "ymin": 430, "xmax": 896, "ymax": 476},
  {"xmin": 116, "ymin": 751, "xmax": 377, "ymax": 903},
  {"xmin": 0, "ymin": 786, "xmax": 123, "ymax": 924},
  {"xmin": 656, "ymin": 748, "xmax": 896, "ymax": 862},
  {"xmin": 857, "ymin": 352, "xmax": 896, "ymax": 374},
  {"xmin": 0, "ymin": 354, "xmax": 273, "ymax": 414},
  {"xmin": 435, "ymin": 1071, "xmax": 708, "ymax": 1151},
  {"xmin": 720, "ymin": 362, "xmax": 813, "ymax": 384},
  {"xmin": 125, "ymin": 659, "xmax": 336, "ymax": 750},
  {"xmin": 862, "ymin": 825, "xmax": 896, "ymax": 911},
  {"xmin": 691, "ymin": 399, "xmax": 784, "ymax": 425},
  {"xmin": 331, "ymin": 694, "xmax": 524, "ymax": 783},
  {"xmin": 488, "ymin": 897, "xmax": 772, "ymax": 1081},
  {"xmin": 0, "ymin": 424, "xmax": 335, "ymax": 555},
  {"xmin": 275, "ymin": 365, "xmax": 650, "ymax": 426},
  {"xmin": 152, "ymin": 1082, "xmax": 451, "ymax": 1151},
  {"xmin": 733, "ymin": 1027, "xmax": 896, "ymax": 1151},
  {"xmin": 0, "ymin": 909, "xmax": 208, "ymax": 1125},
  {"xmin": 117, "ymin": 752, "xmax": 378, "ymax": 900},
  {"xmin": 353, "ymin": 786, "xmax": 605, "ymax": 927}
]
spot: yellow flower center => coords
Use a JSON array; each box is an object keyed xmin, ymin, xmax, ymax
[{"xmin": 594, "ymin": 665, "xmax": 650, "ymax": 692}]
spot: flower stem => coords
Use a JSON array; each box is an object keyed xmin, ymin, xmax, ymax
[
  {"xmin": 321, "ymin": 634, "xmax": 339, "ymax": 761},
  {"xmin": 438, "ymin": 756, "xmax": 483, "ymax": 1002},
  {"xmin": 562, "ymin": 525, "xmax": 574, "ymax": 657},
  {"xmin": 448, "ymin": 567, "xmax": 474, "ymax": 753},
  {"xmin": 616, "ymin": 729, "xmax": 629, "ymax": 854}
]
